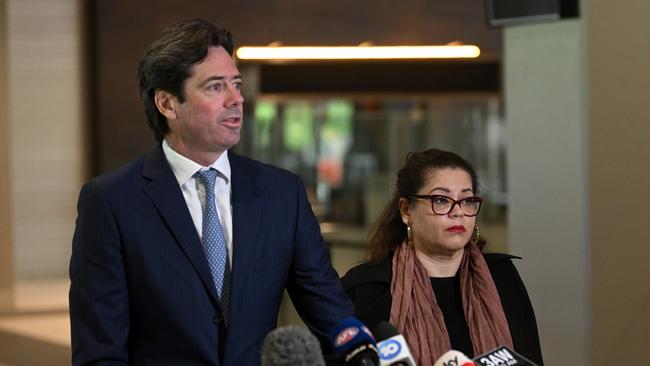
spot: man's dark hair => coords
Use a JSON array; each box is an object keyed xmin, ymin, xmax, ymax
[{"xmin": 137, "ymin": 19, "xmax": 234, "ymax": 141}]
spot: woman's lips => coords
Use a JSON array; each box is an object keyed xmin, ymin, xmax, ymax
[{"xmin": 445, "ymin": 225, "xmax": 466, "ymax": 233}]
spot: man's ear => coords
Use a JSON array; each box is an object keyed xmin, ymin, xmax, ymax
[
  {"xmin": 399, "ymin": 197, "xmax": 410, "ymax": 225},
  {"xmin": 154, "ymin": 89, "xmax": 178, "ymax": 120}
]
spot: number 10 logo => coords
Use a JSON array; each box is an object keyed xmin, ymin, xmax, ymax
[{"xmin": 378, "ymin": 339, "xmax": 402, "ymax": 360}]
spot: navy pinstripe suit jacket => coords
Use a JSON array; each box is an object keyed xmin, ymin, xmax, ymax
[{"xmin": 69, "ymin": 145, "xmax": 353, "ymax": 365}]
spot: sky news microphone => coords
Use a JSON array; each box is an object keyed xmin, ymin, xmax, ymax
[
  {"xmin": 261, "ymin": 326, "xmax": 326, "ymax": 366},
  {"xmin": 372, "ymin": 322, "xmax": 416, "ymax": 366},
  {"xmin": 329, "ymin": 317, "xmax": 379, "ymax": 366},
  {"xmin": 473, "ymin": 346, "xmax": 538, "ymax": 366},
  {"xmin": 433, "ymin": 350, "xmax": 476, "ymax": 366}
]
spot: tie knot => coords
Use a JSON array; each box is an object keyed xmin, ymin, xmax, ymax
[{"xmin": 196, "ymin": 168, "xmax": 219, "ymax": 190}]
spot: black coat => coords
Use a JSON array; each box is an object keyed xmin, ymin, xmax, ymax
[{"xmin": 341, "ymin": 252, "xmax": 544, "ymax": 365}]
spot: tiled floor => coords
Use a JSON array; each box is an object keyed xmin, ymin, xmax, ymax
[{"xmin": 0, "ymin": 278, "xmax": 70, "ymax": 366}]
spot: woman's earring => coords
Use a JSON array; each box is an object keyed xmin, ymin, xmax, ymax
[
  {"xmin": 407, "ymin": 223, "xmax": 413, "ymax": 242},
  {"xmin": 474, "ymin": 224, "xmax": 480, "ymax": 242}
]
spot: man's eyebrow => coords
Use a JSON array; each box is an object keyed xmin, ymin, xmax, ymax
[{"xmin": 198, "ymin": 74, "xmax": 242, "ymax": 87}]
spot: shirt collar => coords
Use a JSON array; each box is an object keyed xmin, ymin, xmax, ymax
[{"xmin": 162, "ymin": 139, "xmax": 231, "ymax": 186}]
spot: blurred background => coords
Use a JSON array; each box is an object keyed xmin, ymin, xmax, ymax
[{"xmin": 0, "ymin": 0, "xmax": 649, "ymax": 365}]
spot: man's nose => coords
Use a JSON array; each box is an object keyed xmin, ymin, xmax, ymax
[{"xmin": 225, "ymin": 86, "xmax": 244, "ymax": 107}]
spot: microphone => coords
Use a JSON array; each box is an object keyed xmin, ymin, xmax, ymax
[
  {"xmin": 473, "ymin": 346, "xmax": 538, "ymax": 366},
  {"xmin": 329, "ymin": 317, "xmax": 379, "ymax": 366},
  {"xmin": 261, "ymin": 326, "xmax": 326, "ymax": 366},
  {"xmin": 434, "ymin": 350, "xmax": 476, "ymax": 366},
  {"xmin": 372, "ymin": 322, "xmax": 416, "ymax": 366}
]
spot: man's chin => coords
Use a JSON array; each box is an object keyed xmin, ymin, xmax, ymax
[{"xmin": 214, "ymin": 138, "xmax": 240, "ymax": 151}]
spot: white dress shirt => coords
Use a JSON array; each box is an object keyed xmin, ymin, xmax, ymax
[{"xmin": 162, "ymin": 140, "xmax": 233, "ymax": 266}]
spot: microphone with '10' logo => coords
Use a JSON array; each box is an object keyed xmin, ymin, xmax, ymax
[{"xmin": 373, "ymin": 322, "xmax": 416, "ymax": 366}]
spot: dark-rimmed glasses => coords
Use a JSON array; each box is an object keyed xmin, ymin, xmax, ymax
[{"xmin": 406, "ymin": 194, "xmax": 483, "ymax": 216}]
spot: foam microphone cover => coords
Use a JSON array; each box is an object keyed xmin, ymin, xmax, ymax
[
  {"xmin": 373, "ymin": 321, "xmax": 400, "ymax": 342},
  {"xmin": 261, "ymin": 326, "xmax": 326, "ymax": 366}
]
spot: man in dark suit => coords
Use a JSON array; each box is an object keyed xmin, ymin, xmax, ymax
[{"xmin": 69, "ymin": 19, "xmax": 353, "ymax": 365}]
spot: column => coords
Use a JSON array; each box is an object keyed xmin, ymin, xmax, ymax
[
  {"xmin": 505, "ymin": 19, "xmax": 590, "ymax": 365},
  {"xmin": 505, "ymin": 0, "xmax": 650, "ymax": 363},
  {"xmin": 0, "ymin": 0, "xmax": 15, "ymax": 312}
]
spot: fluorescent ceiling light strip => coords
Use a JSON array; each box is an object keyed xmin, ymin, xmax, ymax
[{"xmin": 236, "ymin": 45, "xmax": 481, "ymax": 60}]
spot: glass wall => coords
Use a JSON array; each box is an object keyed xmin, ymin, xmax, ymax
[{"xmin": 235, "ymin": 95, "xmax": 507, "ymax": 250}]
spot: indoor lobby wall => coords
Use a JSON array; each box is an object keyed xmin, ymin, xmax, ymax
[
  {"xmin": 0, "ymin": 0, "xmax": 15, "ymax": 311},
  {"xmin": 3, "ymin": 0, "xmax": 86, "ymax": 279},
  {"xmin": 505, "ymin": 19, "xmax": 590, "ymax": 366},
  {"xmin": 587, "ymin": 0, "xmax": 650, "ymax": 361},
  {"xmin": 505, "ymin": 0, "xmax": 650, "ymax": 363}
]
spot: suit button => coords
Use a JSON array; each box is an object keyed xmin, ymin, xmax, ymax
[{"xmin": 213, "ymin": 314, "xmax": 224, "ymax": 325}]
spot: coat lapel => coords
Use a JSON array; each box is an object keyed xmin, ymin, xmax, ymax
[
  {"xmin": 227, "ymin": 152, "xmax": 263, "ymax": 320},
  {"xmin": 140, "ymin": 146, "xmax": 220, "ymax": 305}
]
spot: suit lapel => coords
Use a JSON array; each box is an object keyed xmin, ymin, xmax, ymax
[
  {"xmin": 228, "ymin": 152, "xmax": 263, "ymax": 320},
  {"xmin": 140, "ymin": 146, "xmax": 220, "ymax": 305}
]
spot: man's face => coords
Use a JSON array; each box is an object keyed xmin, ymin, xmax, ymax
[{"xmin": 166, "ymin": 46, "xmax": 244, "ymax": 162}]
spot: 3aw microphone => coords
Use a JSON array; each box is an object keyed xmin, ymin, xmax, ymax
[
  {"xmin": 434, "ymin": 350, "xmax": 476, "ymax": 366},
  {"xmin": 372, "ymin": 322, "xmax": 416, "ymax": 366},
  {"xmin": 261, "ymin": 326, "xmax": 326, "ymax": 366},
  {"xmin": 473, "ymin": 346, "xmax": 538, "ymax": 366},
  {"xmin": 329, "ymin": 317, "xmax": 379, "ymax": 366}
]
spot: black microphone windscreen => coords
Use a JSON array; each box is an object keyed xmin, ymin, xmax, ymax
[
  {"xmin": 261, "ymin": 326, "xmax": 326, "ymax": 366},
  {"xmin": 372, "ymin": 321, "xmax": 400, "ymax": 342}
]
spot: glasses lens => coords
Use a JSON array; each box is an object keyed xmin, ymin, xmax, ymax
[
  {"xmin": 431, "ymin": 196, "xmax": 453, "ymax": 215},
  {"xmin": 460, "ymin": 198, "xmax": 481, "ymax": 216}
]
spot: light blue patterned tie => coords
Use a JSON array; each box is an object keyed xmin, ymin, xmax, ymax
[{"xmin": 196, "ymin": 169, "xmax": 230, "ymax": 321}]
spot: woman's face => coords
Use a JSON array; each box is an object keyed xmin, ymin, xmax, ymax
[{"xmin": 400, "ymin": 168, "xmax": 476, "ymax": 257}]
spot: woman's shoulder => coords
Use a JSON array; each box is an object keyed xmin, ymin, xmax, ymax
[
  {"xmin": 341, "ymin": 254, "xmax": 393, "ymax": 330},
  {"xmin": 483, "ymin": 252, "xmax": 523, "ymax": 277},
  {"xmin": 483, "ymin": 252, "xmax": 534, "ymax": 314},
  {"xmin": 483, "ymin": 252, "xmax": 522, "ymax": 263},
  {"xmin": 483, "ymin": 252, "xmax": 527, "ymax": 289},
  {"xmin": 341, "ymin": 254, "xmax": 393, "ymax": 291}
]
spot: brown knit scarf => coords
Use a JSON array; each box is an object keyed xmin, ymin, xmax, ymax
[{"xmin": 389, "ymin": 241, "xmax": 513, "ymax": 365}]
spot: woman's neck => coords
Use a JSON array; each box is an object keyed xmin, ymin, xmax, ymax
[{"xmin": 414, "ymin": 246, "xmax": 464, "ymax": 277}]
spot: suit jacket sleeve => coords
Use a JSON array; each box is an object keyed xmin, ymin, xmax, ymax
[
  {"xmin": 284, "ymin": 175, "xmax": 354, "ymax": 340},
  {"xmin": 69, "ymin": 180, "xmax": 130, "ymax": 365}
]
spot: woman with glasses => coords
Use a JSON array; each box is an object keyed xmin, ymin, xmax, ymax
[{"xmin": 341, "ymin": 148, "xmax": 543, "ymax": 365}]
